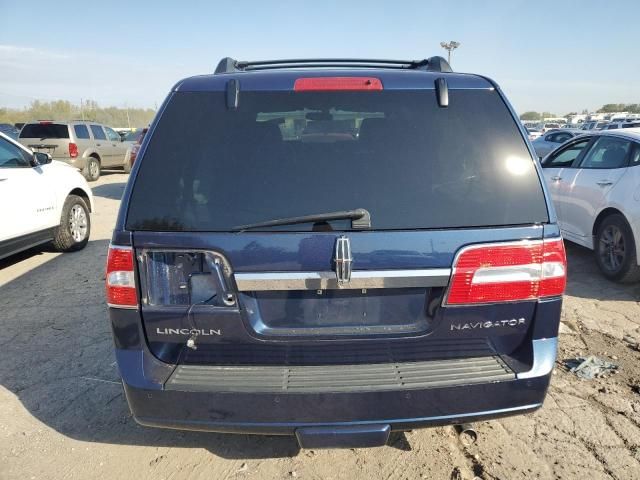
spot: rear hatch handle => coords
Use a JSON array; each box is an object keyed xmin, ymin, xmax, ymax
[{"xmin": 204, "ymin": 253, "xmax": 236, "ymax": 306}]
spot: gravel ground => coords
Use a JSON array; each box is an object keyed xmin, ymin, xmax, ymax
[{"xmin": 1, "ymin": 172, "xmax": 640, "ymax": 480}]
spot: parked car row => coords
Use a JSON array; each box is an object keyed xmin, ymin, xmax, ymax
[
  {"xmin": 3, "ymin": 120, "xmax": 147, "ymax": 181},
  {"xmin": 524, "ymin": 118, "xmax": 640, "ymax": 134},
  {"xmin": 603, "ymin": 121, "xmax": 640, "ymax": 130},
  {"xmin": 540, "ymin": 130, "xmax": 640, "ymax": 281}
]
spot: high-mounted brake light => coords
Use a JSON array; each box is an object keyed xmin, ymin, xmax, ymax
[
  {"xmin": 294, "ymin": 77, "xmax": 383, "ymax": 92},
  {"xmin": 445, "ymin": 238, "xmax": 566, "ymax": 306},
  {"xmin": 68, "ymin": 142, "xmax": 78, "ymax": 158},
  {"xmin": 106, "ymin": 245, "xmax": 138, "ymax": 308}
]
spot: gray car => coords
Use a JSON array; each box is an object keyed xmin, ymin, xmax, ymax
[
  {"xmin": 17, "ymin": 120, "xmax": 130, "ymax": 181},
  {"xmin": 531, "ymin": 129, "xmax": 584, "ymax": 159}
]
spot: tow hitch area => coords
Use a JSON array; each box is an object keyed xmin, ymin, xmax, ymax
[{"xmin": 295, "ymin": 424, "xmax": 391, "ymax": 449}]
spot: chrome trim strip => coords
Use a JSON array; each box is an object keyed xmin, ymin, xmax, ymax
[
  {"xmin": 234, "ymin": 269, "xmax": 451, "ymax": 291},
  {"xmin": 472, "ymin": 264, "xmax": 542, "ymax": 284},
  {"xmin": 107, "ymin": 303, "xmax": 139, "ymax": 310},
  {"xmin": 517, "ymin": 337, "xmax": 558, "ymax": 379}
]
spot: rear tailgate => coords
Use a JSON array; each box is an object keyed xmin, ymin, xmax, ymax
[{"xmin": 132, "ymin": 226, "xmax": 547, "ymax": 366}]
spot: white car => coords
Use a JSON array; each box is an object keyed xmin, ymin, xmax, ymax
[
  {"xmin": 525, "ymin": 127, "xmax": 542, "ymax": 141},
  {"xmin": 531, "ymin": 129, "xmax": 584, "ymax": 159},
  {"xmin": 541, "ymin": 130, "xmax": 640, "ymax": 282},
  {"xmin": 0, "ymin": 132, "xmax": 93, "ymax": 260},
  {"xmin": 541, "ymin": 123, "xmax": 561, "ymax": 133}
]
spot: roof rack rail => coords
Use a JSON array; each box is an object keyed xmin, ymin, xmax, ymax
[{"xmin": 214, "ymin": 57, "xmax": 453, "ymax": 74}]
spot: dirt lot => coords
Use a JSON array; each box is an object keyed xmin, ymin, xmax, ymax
[{"xmin": 2, "ymin": 172, "xmax": 640, "ymax": 480}]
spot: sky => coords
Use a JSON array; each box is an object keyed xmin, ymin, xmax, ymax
[{"xmin": 1, "ymin": 0, "xmax": 638, "ymax": 115}]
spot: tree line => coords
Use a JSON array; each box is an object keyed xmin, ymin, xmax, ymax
[
  {"xmin": 520, "ymin": 104, "xmax": 640, "ymax": 121},
  {"xmin": 0, "ymin": 100, "xmax": 157, "ymax": 128}
]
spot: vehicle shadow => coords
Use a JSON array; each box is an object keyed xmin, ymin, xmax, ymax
[
  {"xmin": 563, "ymin": 241, "xmax": 640, "ymax": 301},
  {"xmin": 91, "ymin": 182, "xmax": 127, "ymax": 201},
  {"xmin": 0, "ymin": 245, "xmax": 57, "ymax": 270},
  {"xmin": 0, "ymin": 238, "xmax": 300, "ymax": 459}
]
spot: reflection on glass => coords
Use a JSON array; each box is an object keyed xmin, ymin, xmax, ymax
[{"xmin": 505, "ymin": 156, "xmax": 531, "ymax": 176}]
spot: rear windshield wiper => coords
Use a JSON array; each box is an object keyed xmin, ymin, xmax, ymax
[{"xmin": 233, "ymin": 208, "xmax": 371, "ymax": 232}]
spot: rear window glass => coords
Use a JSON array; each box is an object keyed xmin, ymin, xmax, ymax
[
  {"xmin": 127, "ymin": 89, "xmax": 548, "ymax": 231},
  {"xmin": 19, "ymin": 123, "xmax": 69, "ymax": 139},
  {"xmin": 74, "ymin": 124, "xmax": 90, "ymax": 139}
]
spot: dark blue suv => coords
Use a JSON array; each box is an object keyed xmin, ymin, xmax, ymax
[{"xmin": 106, "ymin": 56, "xmax": 566, "ymax": 449}]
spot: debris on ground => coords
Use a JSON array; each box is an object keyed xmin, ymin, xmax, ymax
[
  {"xmin": 564, "ymin": 355, "xmax": 618, "ymax": 380},
  {"xmin": 623, "ymin": 335, "xmax": 640, "ymax": 351}
]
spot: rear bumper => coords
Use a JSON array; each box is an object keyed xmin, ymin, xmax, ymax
[
  {"xmin": 124, "ymin": 379, "xmax": 547, "ymax": 435},
  {"xmin": 115, "ymin": 338, "xmax": 556, "ymax": 436}
]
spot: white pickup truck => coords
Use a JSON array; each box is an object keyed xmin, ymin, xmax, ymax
[{"xmin": 0, "ymin": 131, "xmax": 94, "ymax": 260}]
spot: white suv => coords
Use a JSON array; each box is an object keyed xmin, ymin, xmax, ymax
[
  {"xmin": 0, "ymin": 132, "xmax": 94, "ymax": 260},
  {"xmin": 541, "ymin": 130, "xmax": 640, "ymax": 281}
]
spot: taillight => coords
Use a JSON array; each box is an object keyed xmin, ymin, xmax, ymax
[
  {"xmin": 294, "ymin": 77, "xmax": 383, "ymax": 91},
  {"xmin": 445, "ymin": 238, "xmax": 566, "ymax": 306},
  {"xmin": 106, "ymin": 245, "xmax": 138, "ymax": 308},
  {"xmin": 539, "ymin": 238, "xmax": 567, "ymax": 297},
  {"xmin": 130, "ymin": 145, "xmax": 139, "ymax": 166},
  {"xmin": 69, "ymin": 142, "xmax": 78, "ymax": 158}
]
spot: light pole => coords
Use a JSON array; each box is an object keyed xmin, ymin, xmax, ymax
[{"xmin": 440, "ymin": 41, "xmax": 461, "ymax": 65}]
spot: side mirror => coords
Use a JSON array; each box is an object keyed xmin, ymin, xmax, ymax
[{"xmin": 33, "ymin": 152, "xmax": 53, "ymax": 166}]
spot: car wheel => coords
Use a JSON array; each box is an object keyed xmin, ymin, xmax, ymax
[
  {"xmin": 84, "ymin": 157, "xmax": 101, "ymax": 182},
  {"xmin": 595, "ymin": 214, "xmax": 640, "ymax": 283},
  {"xmin": 52, "ymin": 195, "xmax": 91, "ymax": 252}
]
